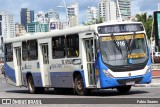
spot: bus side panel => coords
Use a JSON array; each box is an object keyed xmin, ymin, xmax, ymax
[
  {"xmin": 4, "ymin": 62, "xmax": 16, "ymax": 86},
  {"xmin": 32, "ymin": 72, "xmax": 43, "ymax": 87},
  {"xmin": 22, "ymin": 72, "xmax": 43, "ymax": 87},
  {"xmin": 50, "ymin": 72, "xmax": 73, "ymax": 88},
  {"xmin": 50, "ymin": 70, "xmax": 85, "ymax": 88},
  {"xmin": 21, "ymin": 61, "xmax": 43, "ymax": 87}
]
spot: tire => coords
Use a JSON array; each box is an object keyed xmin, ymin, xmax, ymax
[
  {"xmin": 116, "ymin": 85, "xmax": 132, "ymax": 93},
  {"xmin": 27, "ymin": 75, "xmax": 36, "ymax": 94},
  {"xmin": 74, "ymin": 75, "xmax": 90, "ymax": 95}
]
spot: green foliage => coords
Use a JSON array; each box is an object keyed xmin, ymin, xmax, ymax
[
  {"xmin": 82, "ymin": 17, "xmax": 104, "ymax": 26},
  {"xmin": 135, "ymin": 13, "xmax": 153, "ymax": 39}
]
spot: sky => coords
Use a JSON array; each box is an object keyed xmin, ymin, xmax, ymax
[{"xmin": 0, "ymin": 0, "xmax": 160, "ymax": 23}]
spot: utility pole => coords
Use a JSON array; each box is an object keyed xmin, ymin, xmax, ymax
[
  {"xmin": 57, "ymin": 0, "xmax": 69, "ymax": 27},
  {"xmin": 151, "ymin": 17, "xmax": 155, "ymax": 63},
  {"xmin": 62, "ymin": 0, "xmax": 69, "ymax": 27}
]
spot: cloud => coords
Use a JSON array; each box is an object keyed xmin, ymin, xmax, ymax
[
  {"xmin": 137, "ymin": 0, "xmax": 159, "ymax": 11},
  {"xmin": 131, "ymin": 0, "xmax": 160, "ymax": 15}
]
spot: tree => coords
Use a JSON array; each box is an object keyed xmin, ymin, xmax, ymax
[
  {"xmin": 135, "ymin": 13, "xmax": 153, "ymax": 39},
  {"xmin": 82, "ymin": 17, "xmax": 104, "ymax": 26}
]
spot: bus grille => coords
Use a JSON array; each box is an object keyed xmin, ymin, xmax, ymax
[{"xmin": 117, "ymin": 77, "xmax": 143, "ymax": 85}]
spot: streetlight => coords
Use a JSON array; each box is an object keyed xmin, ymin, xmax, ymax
[{"xmin": 57, "ymin": 0, "xmax": 69, "ymax": 27}]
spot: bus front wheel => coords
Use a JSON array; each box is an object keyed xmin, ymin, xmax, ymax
[
  {"xmin": 27, "ymin": 75, "xmax": 44, "ymax": 94},
  {"xmin": 74, "ymin": 75, "xmax": 90, "ymax": 95},
  {"xmin": 27, "ymin": 75, "xmax": 36, "ymax": 94},
  {"xmin": 116, "ymin": 85, "xmax": 131, "ymax": 93}
]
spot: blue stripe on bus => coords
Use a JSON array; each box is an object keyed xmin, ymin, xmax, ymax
[
  {"xmin": 4, "ymin": 63, "xmax": 16, "ymax": 83},
  {"xmin": 50, "ymin": 70, "xmax": 85, "ymax": 88}
]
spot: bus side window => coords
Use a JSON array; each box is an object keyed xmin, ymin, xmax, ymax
[
  {"xmin": 66, "ymin": 34, "xmax": 79, "ymax": 57},
  {"xmin": 22, "ymin": 41, "xmax": 28, "ymax": 61},
  {"xmin": 27, "ymin": 40, "xmax": 38, "ymax": 61},
  {"xmin": 5, "ymin": 43, "xmax": 13, "ymax": 62},
  {"xmin": 52, "ymin": 36, "xmax": 65, "ymax": 59}
]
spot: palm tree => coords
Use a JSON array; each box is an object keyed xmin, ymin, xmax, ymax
[
  {"xmin": 135, "ymin": 13, "xmax": 153, "ymax": 39},
  {"xmin": 82, "ymin": 17, "xmax": 104, "ymax": 26}
]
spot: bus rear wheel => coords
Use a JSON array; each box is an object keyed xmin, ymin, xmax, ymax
[
  {"xmin": 74, "ymin": 75, "xmax": 90, "ymax": 95},
  {"xmin": 116, "ymin": 85, "xmax": 131, "ymax": 93}
]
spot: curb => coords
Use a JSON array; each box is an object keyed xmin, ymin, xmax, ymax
[
  {"xmin": 134, "ymin": 77, "xmax": 160, "ymax": 87},
  {"xmin": 152, "ymin": 76, "xmax": 160, "ymax": 79},
  {"xmin": 134, "ymin": 83, "xmax": 160, "ymax": 87}
]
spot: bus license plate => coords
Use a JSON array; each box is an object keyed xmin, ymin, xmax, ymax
[{"xmin": 126, "ymin": 81, "xmax": 135, "ymax": 85}]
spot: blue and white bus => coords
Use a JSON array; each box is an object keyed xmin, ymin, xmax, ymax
[{"xmin": 4, "ymin": 21, "xmax": 152, "ymax": 95}]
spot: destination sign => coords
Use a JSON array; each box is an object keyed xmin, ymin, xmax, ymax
[
  {"xmin": 128, "ymin": 53, "xmax": 146, "ymax": 59},
  {"xmin": 101, "ymin": 34, "xmax": 145, "ymax": 41},
  {"xmin": 98, "ymin": 24, "xmax": 144, "ymax": 34}
]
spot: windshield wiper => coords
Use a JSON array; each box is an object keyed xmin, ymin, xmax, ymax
[
  {"xmin": 111, "ymin": 33, "xmax": 122, "ymax": 54},
  {"xmin": 128, "ymin": 32, "xmax": 136, "ymax": 54},
  {"xmin": 123, "ymin": 32, "xmax": 136, "ymax": 64},
  {"xmin": 123, "ymin": 32, "xmax": 136, "ymax": 52}
]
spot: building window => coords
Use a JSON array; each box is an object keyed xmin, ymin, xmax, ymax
[
  {"xmin": 52, "ymin": 36, "xmax": 65, "ymax": 58},
  {"xmin": 66, "ymin": 34, "xmax": 79, "ymax": 57},
  {"xmin": 5, "ymin": 43, "xmax": 13, "ymax": 62}
]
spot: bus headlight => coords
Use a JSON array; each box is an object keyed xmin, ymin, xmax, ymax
[
  {"xmin": 145, "ymin": 66, "xmax": 151, "ymax": 74},
  {"xmin": 103, "ymin": 69, "xmax": 114, "ymax": 78}
]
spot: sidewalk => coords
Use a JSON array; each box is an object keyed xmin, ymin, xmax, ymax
[{"xmin": 135, "ymin": 76, "xmax": 160, "ymax": 87}]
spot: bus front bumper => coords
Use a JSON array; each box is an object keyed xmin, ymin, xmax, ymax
[{"xmin": 100, "ymin": 72, "xmax": 152, "ymax": 89}]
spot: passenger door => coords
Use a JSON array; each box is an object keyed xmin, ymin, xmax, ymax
[
  {"xmin": 40, "ymin": 43, "xmax": 51, "ymax": 86},
  {"xmin": 84, "ymin": 38, "xmax": 96, "ymax": 86},
  {"xmin": 15, "ymin": 47, "xmax": 23, "ymax": 86}
]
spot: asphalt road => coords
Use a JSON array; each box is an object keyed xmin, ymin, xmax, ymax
[{"xmin": 0, "ymin": 74, "xmax": 160, "ymax": 107}]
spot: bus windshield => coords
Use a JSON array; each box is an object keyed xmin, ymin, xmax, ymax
[{"xmin": 100, "ymin": 33, "xmax": 148, "ymax": 66}]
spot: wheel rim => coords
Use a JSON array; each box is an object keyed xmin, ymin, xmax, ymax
[
  {"xmin": 77, "ymin": 80, "xmax": 83, "ymax": 90},
  {"xmin": 75, "ymin": 77, "xmax": 84, "ymax": 94}
]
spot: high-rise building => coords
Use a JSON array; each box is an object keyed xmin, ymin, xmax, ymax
[
  {"xmin": 118, "ymin": 0, "xmax": 131, "ymax": 20},
  {"xmin": 35, "ymin": 10, "xmax": 60, "ymax": 25},
  {"xmin": 87, "ymin": 6, "xmax": 98, "ymax": 23},
  {"xmin": 67, "ymin": 2, "xmax": 79, "ymax": 27},
  {"xmin": 15, "ymin": 23, "xmax": 26, "ymax": 37},
  {"xmin": 46, "ymin": 9, "xmax": 59, "ymax": 20},
  {"xmin": 30, "ymin": 10, "xmax": 34, "ymax": 22},
  {"xmin": 49, "ymin": 18, "xmax": 66, "ymax": 31},
  {"xmin": 99, "ymin": 0, "xmax": 106, "ymax": 21},
  {"xmin": 35, "ymin": 11, "xmax": 49, "ymax": 24},
  {"xmin": 106, "ymin": 0, "xmax": 117, "ymax": 21},
  {"xmin": 20, "ymin": 8, "xmax": 34, "ymax": 30},
  {"xmin": 0, "ymin": 11, "xmax": 15, "ymax": 39},
  {"xmin": 0, "ymin": 11, "xmax": 15, "ymax": 59},
  {"xmin": 27, "ymin": 22, "xmax": 49, "ymax": 33},
  {"xmin": 99, "ymin": 0, "xmax": 131, "ymax": 22}
]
